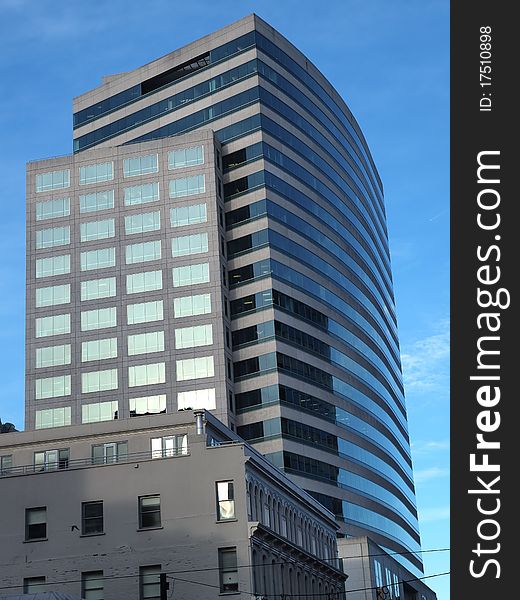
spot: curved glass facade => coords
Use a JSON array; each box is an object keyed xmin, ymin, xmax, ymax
[{"xmin": 72, "ymin": 17, "xmax": 423, "ymax": 575}]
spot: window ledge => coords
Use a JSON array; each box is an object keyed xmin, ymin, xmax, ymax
[
  {"xmin": 137, "ymin": 526, "xmax": 164, "ymax": 532},
  {"xmin": 219, "ymin": 592, "xmax": 241, "ymax": 596},
  {"xmin": 80, "ymin": 532, "xmax": 106, "ymax": 538},
  {"xmin": 23, "ymin": 538, "xmax": 48, "ymax": 543},
  {"xmin": 216, "ymin": 518, "xmax": 238, "ymax": 524}
]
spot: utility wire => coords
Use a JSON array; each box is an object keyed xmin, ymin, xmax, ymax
[
  {"xmin": 164, "ymin": 570, "xmax": 450, "ymax": 598},
  {"xmin": 0, "ymin": 554, "xmax": 450, "ymax": 593},
  {"xmin": 0, "ymin": 546, "xmax": 449, "ymax": 591},
  {"xmin": 0, "ymin": 545, "xmax": 450, "ymax": 583}
]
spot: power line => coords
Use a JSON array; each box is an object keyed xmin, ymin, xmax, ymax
[
  {"xmin": 0, "ymin": 546, "xmax": 450, "ymax": 591},
  {"xmin": 164, "ymin": 570, "xmax": 450, "ymax": 598},
  {"xmin": 0, "ymin": 550, "xmax": 450, "ymax": 593},
  {"xmin": 287, "ymin": 571, "xmax": 451, "ymax": 596},
  {"xmin": 0, "ymin": 545, "xmax": 450, "ymax": 584}
]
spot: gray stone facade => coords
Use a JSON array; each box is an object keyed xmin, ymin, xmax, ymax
[{"xmin": 0, "ymin": 411, "xmax": 346, "ymax": 599}]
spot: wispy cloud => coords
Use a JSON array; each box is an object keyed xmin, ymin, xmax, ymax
[
  {"xmin": 414, "ymin": 467, "xmax": 449, "ymax": 484},
  {"xmin": 412, "ymin": 439, "xmax": 450, "ymax": 454},
  {"xmin": 428, "ymin": 208, "xmax": 449, "ymax": 222},
  {"xmin": 401, "ymin": 318, "xmax": 450, "ymax": 393},
  {"xmin": 418, "ymin": 506, "xmax": 450, "ymax": 523}
]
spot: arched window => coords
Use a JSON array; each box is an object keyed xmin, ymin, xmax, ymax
[
  {"xmin": 258, "ymin": 489, "xmax": 264, "ymax": 524},
  {"xmin": 274, "ymin": 499, "xmax": 281, "ymax": 532},
  {"xmin": 252, "ymin": 548, "xmax": 259, "ymax": 595},
  {"xmin": 252, "ymin": 485, "xmax": 258, "ymax": 520},
  {"xmin": 281, "ymin": 506, "xmax": 288, "ymax": 537},
  {"xmin": 246, "ymin": 482, "xmax": 252, "ymax": 520},
  {"xmin": 262, "ymin": 554, "xmax": 268, "ymax": 596},
  {"xmin": 311, "ymin": 526, "xmax": 317, "ymax": 554},
  {"xmin": 272, "ymin": 559, "xmax": 278, "ymax": 596}
]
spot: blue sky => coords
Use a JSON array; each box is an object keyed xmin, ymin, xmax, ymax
[{"xmin": 0, "ymin": 1, "xmax": 449, "ymax": 597}]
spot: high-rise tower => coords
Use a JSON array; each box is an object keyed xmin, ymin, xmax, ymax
[{"xmin": 26, "ymin": 14, "xmax": 423, "ymax": 575}]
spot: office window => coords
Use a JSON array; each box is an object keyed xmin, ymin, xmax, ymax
[
  {"xmin": 82, "ymin": 401, "xmax": 118, "ymax": 424},
  {"xmin": 129, "ymin": 362, "xmax": 165, "ymax": 387},
  {"xmin": 35, "ymin": 314, "xmax": 70, "ymax": 338},
  {"xmin": 128, "ymin": 331, "xmax": 164, "ymax": 356},
  {"xmin": 139, "ymin": 496, "xmax": 161, "ymax": 529},
  {"xmin": 23, "ymin": 577, "xmax": 46, "ymax": 594},
  {"xmin": 218, "ymin": 548, "xmax": 238, "ymax": 592},
  {"xmin": 126, "ymin": 270, "xmax": 163, "ymax": 294},
  {"xmin": 35, "ymin": 284, "xmax": 70, "ymax": 307},
  {"xmin": 130, "ymin": 394, "xmax": 166, "ymax": 417},
  {"xmin": 173, "ymin": 293, "xmax": 211, "ymax": 318},
  {"xmin": 216, "ymin": 481, "xmax": 235, "ymax": 521},
  {"xmin": 124, "ymin": 182, "xmax": 159, "ymax": 206},
  {"xmin": 80, "ymin": 218, "xmax": 115, "ymax": 242},
  {"xmin": 175, "ymin": 324, "xmax": 213, "ymax": 349},
  {"xmin": 176, "ymin": 356, "xmax": 214, "ymax": 381},
  {"xmin": 374, "ymin": 559, "xmax": 383, "ymax": 587},
  {"xmin": 34, "ymin": 448, "xmax": 69, "ymax": 472},
  {"xmin": 36, "ymin": 197, "xmax": 70, "ymax": 221},
  {"xmin": 25, "ymin": 507, "xmax": 46, "ymax": 540},
  {"xmin": 81, "ymin": 277, "xmax": 116, "ymax": 301},
  {"xmin": 171, "ymin": 232, "xmax": 208, "ymax": 257},
  {"xmin": 35, "ymin": 375, "xmax": 71, "ymax": 400},
  {"xmin": 125, "ymin": 211, "xmax": 161, "ymax": 235},
  {"xmin": 177, "ymin": 388, "xmax": 216, "ymax": 410},
  {"xmin": 127, "ymin": 300, "xmax": 163, "ymax": 325},
  {"xmin": 80, "ymin": 247, "xmax": 116, "ymax": 271},
  {"xmin": 82, "ymin": 369, "xmax": 118, "ymax": 393},
  {"xmin": 79, "ymin": 162, "xmax": 114, "ymax": 185},
  {"xmin": 126, "ymin": 240, "xmax": 161, "ymax": 264},
  {"xmin": 82, "ymin": 338, "xmax": 118, "ymax": 362},
  {"xmin": 0, "ymin": 454, "xmax": 13, "ymax": 475},
  {"xmin": 385, "ymin": 568, "xmax": 395, "ymax": 598},
  {"xmin": 92, "ymin": 441, "xmax": 128, "ymax": 465},
  {"xmin": 36, "ymin": 344, "xmax": 71, "ymax": 368},
  {"xmin": 35, "ymin": 406, "xmax": 71, "ymax": 429},
  {"xmin": 82, "ymin": 570, "xmax": 104, "ymax": 600},
  {"xmin": 169, "ymin": 174, "xmax": 205, "ymax": 198},
  {"xmin": 140, "ymin": 565, "xmax": 161, "ymax": 600},
  {"xmin": 80, "ymin": 189, "xmax": 115, "ymax": 213},
  {"xmin": 168, "ymin": 145, "xmax": 204, "ymax": 169},
  {"xmin": 172, "ymin": 263, "xmax": 209, "ymax": 287},
  {"xmin": 151, "ymin": 434, "xmax": 188, "ymax": 458},
  {"xmin": 392, "ymin": 572, "xmax": 400, "ymax": 599},
  {"xmin": 35, "ymin": 169, "xmax": 70, "ymax": 192},
  {"xmin": 36, "ymin": 226, "xmax": 70, "ymax": 249},
  {"xmin": 170, "ymin": 203, "xmax": 207, "ymax": 227},
  {"xmin": 81, "ymin": 502, "xmax": 104, "ymax": 535},
  {"xmin": 35, "ymin": 254, "xmax": 70, "ymax": 278},
  {"xmin": 124, "ymin": 154, "xmax": 159, "ymax": 177},
  {"xmin": 81, "ymin": 307, "xmax": 117, "ymax": 331}
]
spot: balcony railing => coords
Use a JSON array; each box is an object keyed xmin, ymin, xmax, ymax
[{"xmin": 0, "ymin": 447, "xmax": 189, "ymax": 478}]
